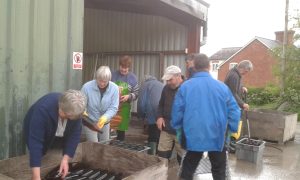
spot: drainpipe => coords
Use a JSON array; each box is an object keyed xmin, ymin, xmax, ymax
[{"xmin": 200, "ymin": 20, "xmax": 207, "ymax": 47}]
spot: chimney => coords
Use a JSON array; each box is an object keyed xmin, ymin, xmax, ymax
[{"xmin": 275, "ymin": 30, "xmax": 295, "ymax": 45}]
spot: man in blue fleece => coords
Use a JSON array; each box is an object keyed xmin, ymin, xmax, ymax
[
  {"xmin": 171, "ymin": 54, "xmax": 240, "ymax": 180},
  {"xmin": 23, "ymin": 89, "xmax": 87, "ymax": 180}
]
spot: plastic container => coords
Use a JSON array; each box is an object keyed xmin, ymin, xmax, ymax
[
  {"xmin": 108, "ymin": 140, "xmax": 150, "ymax": 153},
  {"xmin": 235, "ymin": 138, "xmax": 265, "ymax": 164}
]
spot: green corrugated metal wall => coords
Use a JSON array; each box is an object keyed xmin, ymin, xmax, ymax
[{"xmin": 0, "ymin": 0, "xmax": 84, "ymax": 160}]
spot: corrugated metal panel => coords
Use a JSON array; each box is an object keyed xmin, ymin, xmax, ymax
[
  {"xmin": 84, "ymin": 9, "xmax": 188, "ymax": 53},
  {"xmin": 0, "ymin": 0, "xmax": 84, "ymax": 159},
  {"xmin": 84, "ymin": 9, "xmax": 188, "ymax": 112}
]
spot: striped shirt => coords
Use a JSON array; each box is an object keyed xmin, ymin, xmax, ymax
[{"xmin": 112, "ymin": 71, "xmax": 139, "ymax": 102}]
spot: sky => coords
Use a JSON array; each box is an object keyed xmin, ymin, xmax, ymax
[{"xmin": 200, "ymin": 0, "xmax": 300, "ymax": 56}]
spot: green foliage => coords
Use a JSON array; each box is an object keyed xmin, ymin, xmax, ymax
[
  {"xmin": 247, "ymin": 85, "xmax": 280, "ymax": 106},
  {"xmin": 271, "ymin": 11, "xmax": 300, "ymax": 120}
]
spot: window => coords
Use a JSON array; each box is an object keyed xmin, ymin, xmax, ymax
[
  {"xmin": 229, "ymin": 63, "xmax": 237, "ymax": 70},
  {"xmin": 212, "ymin": 63, "xmax": 218, "ymax": 71}
]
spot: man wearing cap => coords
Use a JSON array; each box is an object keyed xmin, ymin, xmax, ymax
[{"xmin": 156, "ymin": 65, "xmax": 185, "ymax": 163}]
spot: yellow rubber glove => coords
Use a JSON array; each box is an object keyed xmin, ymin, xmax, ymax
[
  {"xmin": 231, "ymin": 120, "xmax": 243, "ymax": 140},
  {"xmin": 83, "ymin": 111, "xmax": 88, "ymax": 117},
  {"xmin": 97, "ymin": 116, "xmax": 108, "ymax": 129}
]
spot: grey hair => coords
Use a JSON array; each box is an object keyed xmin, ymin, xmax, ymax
[
  {"xmin": 238, "ymin": 60, "xmax": 253, "ymax": 71},
  {"xmin": 95, "ymin": 66, "xmax": 111, "ymax": 81},
  {"xmin": 193, "ymin": 53, "xmax": 209, "ymax": 71},
  {"xmin": 59, "ymin": 89, "xmax": 87, "ymax": 117}
]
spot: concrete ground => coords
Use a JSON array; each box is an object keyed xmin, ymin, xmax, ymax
[{"xmin": 127, "ymin": 119, "xmax": 300, "ymax": 180}]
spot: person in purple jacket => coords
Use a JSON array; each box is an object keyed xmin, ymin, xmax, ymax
[{"xmin": 23, "ymin": 89, "xmax": 87, "ymax": 180}]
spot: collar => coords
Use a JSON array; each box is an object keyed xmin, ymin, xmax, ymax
[
  {"xmin": 92, "ymin": 80, "xmax": 110, "ymax": 91},
  {"xmin": 233, "ymin": 67, "xmax": 242, "ymax": 78},
  {"xmin": 192, "ymin": 71, "xmax": 211, "ymax": 78}
]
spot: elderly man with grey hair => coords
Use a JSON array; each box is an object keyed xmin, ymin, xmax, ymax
[
  {"xmin": 225, "ymin": 60, "xmax": 253, "ymax": 111},
  {"xmin": 23, "ymin": 89, "xmax": 87, "ymax": 180},
  {"xmin": 224, "ymin": 60, "xmax": 253, "ymax": 153},
  {"xmin": 81, "ymin": 66, "xmax": 119, "ymax": 143}
]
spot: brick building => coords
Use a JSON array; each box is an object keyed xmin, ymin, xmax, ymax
[{"xmin": 210, "ymin": 31, "xmax": 295, "ymax": 88}]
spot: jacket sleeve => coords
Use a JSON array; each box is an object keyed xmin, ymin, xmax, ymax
[
  {"xmin": 128, "ymin": 75, "xmax": 139, "ymax": 102},
  {"xmin": 225, "ymin": 74, "xmax": 244, "ymax": 108},
  {"xmin": 137, "ymin": 83, "xmax": 147, "ymax": 119},
  {"xmin": 103, "ymin": 85, "xmax": 120, "ymax": 120},
  {"xmin": 157, "ymin": 87, "xmax": 166, "ymax": 119},
  {"xmin": 226, "ymin": 88, "xmax": 241, "ymax": 133},
  {"xmin": 171, "ymin": 87, "xmax": 184, "ymax": 130},
  {"xmin": 63, "ymin": 119, "xmax": 82, "ymax": 158},
  {"xmin": 27, "ymin": 108, "xmax": 48, "ymax": 167}
]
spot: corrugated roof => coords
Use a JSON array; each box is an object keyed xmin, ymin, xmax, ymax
[{"xmin": 209, "ymin": 47, "xmax": 242, "ymax": 60}]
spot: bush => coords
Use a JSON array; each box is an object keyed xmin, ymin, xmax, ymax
[
  {"xmin": 247, "ymin": 85, "xmax": 280, "ymax": 105},
  {"xmin": 280, "ymin": 87, "xmax": 300, "ymax": 121}
]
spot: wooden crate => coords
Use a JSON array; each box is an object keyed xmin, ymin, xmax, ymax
[
  {"xmin": 0, "ymin": 142, "xmax": 168, "ymax": 180},
  {"xmin": 243, "ymin": 109, "xmax": 298, "ymax": 144}
]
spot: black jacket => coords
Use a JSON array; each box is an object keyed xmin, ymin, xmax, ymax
[
  {"xmin": 224, "ymin": 67, "xmax": 244, "ymax": 108},
  {"xmin": 157, "ymin": 85, "xmax": 179, "ymax": 134}
]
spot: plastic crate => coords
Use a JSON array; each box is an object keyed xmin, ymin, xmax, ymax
[
  {"xmin": 109, "ymin": 140, "xmax": 150, "ymax": 153},
  {"xmin": 235, "ymin": 138, "xmax": 265, "ymax": 164}
]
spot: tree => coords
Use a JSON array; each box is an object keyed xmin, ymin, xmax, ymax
[{"xmin": 273, "ymin": 10, "xmax": 300, "ymax": 116}]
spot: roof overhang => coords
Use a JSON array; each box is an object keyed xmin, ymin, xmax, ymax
[{"xmin": 84, "ymin": 0, "xmax": 209, "ymax": 25}]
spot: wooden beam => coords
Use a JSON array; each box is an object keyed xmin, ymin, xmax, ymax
[{"xmin": 187, "ymin": 22, "xmax": 201, "ymax": 53}]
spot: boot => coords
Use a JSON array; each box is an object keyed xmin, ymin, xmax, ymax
[{"xmin": 148, "ymin": 142, "xmax": 157, "ymax": 155}]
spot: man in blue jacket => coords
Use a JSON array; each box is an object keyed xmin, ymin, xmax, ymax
[
  {"xmin": 137, "ymin": 75, "xmax": 164, "ymax": 155},
  {"xmin": 23, "ymin": 89, "xmax": 87, "ymax": 180},
  {"xmin": 171, "ymin": 54, "xmax": 240, "ymax": 180}
]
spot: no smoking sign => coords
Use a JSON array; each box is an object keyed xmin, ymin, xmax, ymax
[{"xmin": 73, "ymin": 52, "xmax": 83, "ymax": 70}]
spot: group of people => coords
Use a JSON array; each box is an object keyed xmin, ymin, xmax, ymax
[
  {"xmin": 137, "ymin": 53, "xmax": 253, "ymax": 180},
  {"xmin": 24, "ymin": 55, "xmax": 139, "ymax": 180},
  {"xmin": 24, "ymin": 53, "xmax": 253, "ymax": 180},
  {"xmin": 81, "ymin": 55, "xmax": 139, "ymax": 143}
]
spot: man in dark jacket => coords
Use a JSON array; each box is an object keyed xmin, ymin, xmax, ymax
[
  {"xmin": 137, "ymin": 75, "xmax": 164, "ymax": 155},
  {"xmin": 185, "ymin": 53, "xmax": 196, "ymax": 79},
  {"xmin": 156, "ymin": 65, "xmax": 185, "ymax": 162},
  {"xmin": 224, "ymin": 60, "xmax": 253, "ymax": 152},
  {"xmin": 23, "ymin": 90, "xmax": 87, "ymax": 180}
]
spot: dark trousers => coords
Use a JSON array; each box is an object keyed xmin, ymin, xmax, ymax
[
  {"xmin": 117, "ymin": 130, "xmax": 125, "ymax": 141},
  {"xmin": 181, "ymin": 148, "xmax": 226, "ymax": 180},
  {"xmin": 148, "ymin": 124, "xmax": 160, "ymax": 143}
]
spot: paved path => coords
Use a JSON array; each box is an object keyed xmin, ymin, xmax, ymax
[{"xmin": 128, "ymin": 119, "xmax": 300, "ymax": 180}]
